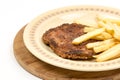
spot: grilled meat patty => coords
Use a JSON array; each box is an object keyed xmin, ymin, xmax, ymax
[{"xmin": 42, "ymin": 23, "xmax": 96, "ymax": 59}]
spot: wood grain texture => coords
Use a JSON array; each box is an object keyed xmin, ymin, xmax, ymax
[{"xmin": 13, "ymin": 25, "xmax": 120, "ymax": 80}]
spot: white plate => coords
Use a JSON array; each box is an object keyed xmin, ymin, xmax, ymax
[{"xmin": 23, "ymin": 5, "xmax": 120, "ymax": 71}]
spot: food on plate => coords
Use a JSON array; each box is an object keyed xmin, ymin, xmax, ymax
[
  {"xmin": 42, "ymin": 13, "xmax": 120, "ymax": 62},
  {"xmin": 98, "ymin": 21, "xmax": 114, "ymax": 34},
  {"xmin": 97, "ymin": 14, "xmax": 120, "ymax": 25},
  {"xmin": 42, "ymin": 23, "xmax": 96, "ymax": 60},
  {"xmin": 93, "ymin": 39, "xmax": 116, "ymax": 53},
  {"xmin": 113, "ymin": 24, "xmax": 120, "ymax": 41},
  {"xmin": 84, "ymin": 27, "xmax": 97, "ymax": 32},
  {"xmin": 73, "ymin": 14, "xmax": 120, "ymax": 62},
  {"xmin": 96, "ymin": 44, "xmax": 120, "ymax": 62},
  {"xmin": 72, "ymin": 28, "xmax": 105, "ymax": 45},
  {"xmin": 86, "ymin": 39, "xmax": 115, "ymax": 50}
]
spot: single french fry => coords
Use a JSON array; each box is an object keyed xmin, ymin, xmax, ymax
[
  {"xmin": 84, "ymin": 27, "xmax": 97, "ymax": 32},
  {"xmin": 86, "ymin": 41, "xmax": 104, "ymax": 49},
  {"xmin": 96, "ymin": 44, "xmax": 120, "ymax": 62},
  {"xmin": 93, "ymin": 55, "xmax": 99, "ymax": 58},
  {"xmin": 93, "ymin": 39, "xmax": 117, "ymax": 53},
  {"xmin": 93, "ymin": 41, "xmax": 115, "ymax": 53},
  {"xmin": 72, "ymin": 28, "xmax": 105, "ymax": 45},
  {"xmin": 97, "ymin": 14, "xmax": 120, "ymax": 25},
  {"xmin": 97, "ymin": 14, "xmax": 107, "ymax": 21},
  {"xmin": 113, "ymin": 24, "xmax": 120, "ymax": 41},
  {"xmin": 92, "ymin": 35, "xmax": 105, "ymax": 40},
  {"xmin": 92, "ymin": 32, "xmax": 112, "ymax": 40},
  {"xmin": 101, "ymin": 32, "xmax": 112, "ymax": 39},
  {"xmin": 98, "ymin": 21, "xmax": 113, "ymax": 34},
  {"xmin": 87, "ymin": 39, "xmax": 115, "ymax": 50},
  {"xmin": 101, "ymin": 18, "xmax": 120, "ymax": 25}
]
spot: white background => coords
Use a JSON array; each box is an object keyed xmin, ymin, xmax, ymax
[{"xmin": 0, "ymin": 0, "xmax": 120, "ymax": 80}]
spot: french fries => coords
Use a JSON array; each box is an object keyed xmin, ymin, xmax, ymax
[
  {"xmin": 97, "ymin": 14, "xmax": 120, "ymax": 25},
  {"xmin": 96, "ymin": 44, "xmax": 120, "ymax": 62},
  {"xmin": 92, "ymin": 32, "xmax": 112, "ymax": 40},
  {"xmin": 113, "ymin": 24, "xmax": 120, "ymax": 41},
  {"xmin": 84, "ymin": 27, "xmax": 97, "ymax": 32},
  {"xmin": 98, "ymin": 21, "xmax": 114, "ymax": 34},
  {"xmin": 86, "ymin": 41, "xmax": 104, "ymax": 49},
  {"xmin": 86, "ymin": 39, "xmax": 115, "ymax": 49},
  {"xmin": 93, "ymin": 40, "xmax": 116, "ymax": 53},
  {"xmin": 84, "ymin": 26, "xmax": 112, "ymax": 40},
  {"xmin": 72, "ymin": 28, "xmax": 105, "ymax": 45},
  {"xmin": 73, "ymin": 14, "xmax": 120, "ymax": 62}
]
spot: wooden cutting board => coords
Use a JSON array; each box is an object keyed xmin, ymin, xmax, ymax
[{"xmin": 13, "ymin": 25, "xmax": 120, "ymax": 80}]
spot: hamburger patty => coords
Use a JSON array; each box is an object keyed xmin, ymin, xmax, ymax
[{"xmin": 42, "ymin": 23, "xmax": 96, "ymax": 59}]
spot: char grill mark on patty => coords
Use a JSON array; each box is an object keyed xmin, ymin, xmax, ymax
[{"xmin": 42, "ymin": 23, "xmax": 95, "ymax": 60}]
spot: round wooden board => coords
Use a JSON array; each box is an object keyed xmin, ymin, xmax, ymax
[{"xmin": 13, "ymin": 25, "xmax": 120, "ymax": 80}]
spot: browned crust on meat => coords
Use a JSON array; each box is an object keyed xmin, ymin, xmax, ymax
[{"xmin": 42, "ymin": 23, "xmax": 95, "ymax": 60}]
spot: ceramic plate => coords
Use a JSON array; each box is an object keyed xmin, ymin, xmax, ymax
[{"xmin": 23, "ymin": 5, "xmax": 120, "ymax": 71}]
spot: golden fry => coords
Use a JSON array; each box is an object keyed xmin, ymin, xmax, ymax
[
  {"xmin": 72, "ymin": 28, "xmax": 105, "ymax": 45},
  {"xmin": 101, "ymin": 18, "xmax": 120, "ymax": 25},
  {"xmin": 73, "ymin": 14, "xmax": 120, "ymax": 62},
  {"xmin": 101, "ymin": 32, "xmax": 112, "ymax": 39},
  {"xmin": 98, "ymin": 21, "xmax": 113, "ymax": 34},
  {"xmin": 84, "ymin": 27, "xmax": 97, "ymax": 32},
  {"xmin": 113, "ymin": 24, "xmax": 120, "ymax": 41},
  {"xmin": 92, "ymin": 32, "xmax": 112, "ymax": 40},
  {"xmin": 96, "ymin": 44, "xmax": 120, "ymax": 62},
  {"xmin": 97, "ymin": 14, "xmax": 120, "ymax": 25},
  {"xmin": 86, "ymin": 41, "xmax": 104, "ymax": 49},
  {"xmin": 86, "ymin": 39, "xmax": 115, "ymax": 49},
  {"xmin": 93, "ymin": 41, "xmax": 115, "ymax": 53}
]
